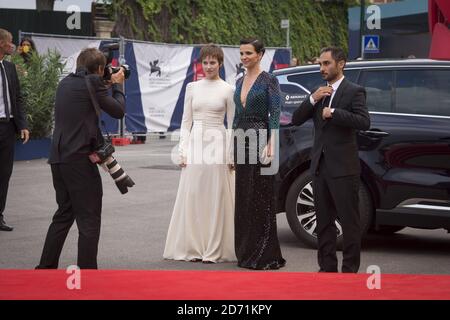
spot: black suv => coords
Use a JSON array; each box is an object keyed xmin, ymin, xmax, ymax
[{"xmin": 273, "ymin": 59, "xmax": 450, "ymax": 247}]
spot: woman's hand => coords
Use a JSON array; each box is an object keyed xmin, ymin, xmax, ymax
[
  {"xmin": 260, "ymin": 132, "xmax": 276, "ymax": 165},
  {"xmin": 179, "ymin": 156, "xmax": 187, "ymax": 168},
  {"xmin": 266, "ymin": 141, "xmax": 273, "ymax": 158}
]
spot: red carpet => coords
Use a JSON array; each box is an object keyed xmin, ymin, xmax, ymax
[{"xmin": 1, "ymin": 270, "xmax": 449, "ymax": 300}]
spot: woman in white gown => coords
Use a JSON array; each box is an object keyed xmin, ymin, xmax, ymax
[{"xmin": 163, "ymin": 44, "xmax": 236, "ymax": 263}]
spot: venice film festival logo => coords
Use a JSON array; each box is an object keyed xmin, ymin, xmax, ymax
[{"xmin": 148, "ymin": 58, "xmax": 172, "ymax": 87}]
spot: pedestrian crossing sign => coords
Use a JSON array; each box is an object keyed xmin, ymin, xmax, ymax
[{"xmin": 363, "ymin": 35, "xmax": 380, "ymax": 53}]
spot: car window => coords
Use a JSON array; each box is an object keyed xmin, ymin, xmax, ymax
[
  {"xmin": 279, "ymin": 83, "xmax": 309, "ymax": 125},
  {"xmin": 359, "ymin": 70, "xmax": 393, "ymax": 112},
  {"xmin": 395, "ymin": 69, "xmax": 450, "ymax": 116},
  {"xmin": 286, "ymin": 69, "xmax": 360, "ymax": 92},
  {"xmin": 287, "ymin": 71, "xmax": 323, "ymax": 91},
  {"xmin": 343, "ymin": 69, "xmax": 359, "ymax": 83},
  {"xmin": 279, "ymin": 69, "xmax": 360, "ymax": 125}
]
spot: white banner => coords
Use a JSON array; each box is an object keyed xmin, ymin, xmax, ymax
[
  {"xmin": 29, "ymin": 34, "xmax": 290, "ymax": 133},
  {"xmin": 33, "ymin": 36, "xmax": 101, "ymax": 77},
  {"xmin": 133, "ymin": 43, "xmax": 193, "ymax": 133}
]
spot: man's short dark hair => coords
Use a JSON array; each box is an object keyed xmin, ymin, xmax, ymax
[
  {"xmin": 320, "ymin": 46, "xmax": 347, "ymax": 64},
  {"xmin": 76, "ymin": 48, "xmax": 106, "ymax": 74}
]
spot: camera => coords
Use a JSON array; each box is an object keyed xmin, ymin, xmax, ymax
[
  {"xmin": 89, "ymin": 141, "xmax": 115, "ymax": 164},
  {"xmin": 101, "ymin": 155, "xmax": 135, "ymax": 194},
  {"xmin": 89, "ymin": 139, "xmax": 135, "ymax": 195},
  {"xmin": 104, "ymin": 63, "xmax": 131, "ymax": 81},
  {"xmin": 101, "ymin": 43, "xmax": 131, "ymax": 81}
]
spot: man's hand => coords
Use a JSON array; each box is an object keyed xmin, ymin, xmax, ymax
[
  {"xmin": 322, "ymin": 107, "xmax": 333, "ymax": 120},
  {"xmin": 110, "ymin": 68, "xmax": 125, "ymax": 85},
  {"xmin": 311, "ymin": 86, "xmax": 333, "ymax": 103},
  {"xmin": 21, "ymin": 129, "xmax": 30, "ymax": 144}
]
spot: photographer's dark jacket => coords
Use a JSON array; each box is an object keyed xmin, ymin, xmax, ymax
[{"xmin": 49, "ymin": 68, "xmax": 125, "ymax": 164}]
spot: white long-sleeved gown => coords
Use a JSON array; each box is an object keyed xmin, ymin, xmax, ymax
[{"xmin": 163, "ymin": 78, "xmax": 236, "ymax": 262}]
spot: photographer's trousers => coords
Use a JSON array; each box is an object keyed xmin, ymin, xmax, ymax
[{"xmin": 37, "ymin": 161, "xmax": 103, "ymax": 269}]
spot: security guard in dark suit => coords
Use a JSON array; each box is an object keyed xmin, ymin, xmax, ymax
[{"xmin": 0, "ymin": 28, "xmax": 29, "ymax": 232}]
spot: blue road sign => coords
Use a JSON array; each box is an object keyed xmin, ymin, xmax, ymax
[{"xmin": 363, "ymin": 35, "xmax": 380, "ymax": 53}]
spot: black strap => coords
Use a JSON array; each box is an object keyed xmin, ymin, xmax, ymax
[
  {"xmin": 84, "ymin": 76, "xmax": 111, "ymax": 144},
  {"xmin": 85, "ymin": 76, "xmax": 101, "ymax": 117}
]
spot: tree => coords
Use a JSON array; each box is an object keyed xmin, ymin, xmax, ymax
[
  {"xmin": 110, "ymin": 0, "xmax": 351, "ymax": 63},
  {"xmin": 12, "ymin": 51, "xmax": 65, "ymax": 139},
  {"xmin": 36, "ymin": 0, "xmax": 55, "ymax": 11}
]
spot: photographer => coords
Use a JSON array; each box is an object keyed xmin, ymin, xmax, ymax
[{"xmin": 36, "ymin": 48, "xmax": 125, "ymax": 269}]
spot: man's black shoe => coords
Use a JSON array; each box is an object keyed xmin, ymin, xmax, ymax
[
  {"xmin": 0, "ymin": 220, "xmax": 13, "ymax": 231},
  {"xmin": 318, "ymin": 269, "xmax": 338, "ymax": 273}
]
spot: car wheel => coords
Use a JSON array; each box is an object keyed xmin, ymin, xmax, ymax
[{"xmin": 285, "ymin": 171, "xmax": 373, "ymax": 248}]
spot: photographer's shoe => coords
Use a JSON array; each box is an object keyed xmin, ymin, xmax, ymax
[{"xmin": 0, "ymin": 220, "xmax": 13, "ymax": 231}]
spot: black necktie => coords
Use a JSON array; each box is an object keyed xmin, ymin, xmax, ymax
[
  {"xmin": 0, "ymin": 62, "xmax": 10, "ymax": 120},
  {"xmin": 321, "ymin": 84, "xmax": 333, "ymax": 108},
  {"xmin": 321, "ymin": 94, "xmax": 331, "ymax": 109}
]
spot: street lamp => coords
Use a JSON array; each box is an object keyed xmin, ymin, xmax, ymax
[
  {"xmin": 281, "ymin": 19, "xmax": 290, "ymax": 48},
  {"xmin": 359, "ymin": 0, "xmax": 366, "ymax": 59}
]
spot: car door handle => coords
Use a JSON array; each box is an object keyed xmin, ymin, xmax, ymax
[{"xmin": 360, "ymin": 129, "xmax": 390, "ymax": 138}]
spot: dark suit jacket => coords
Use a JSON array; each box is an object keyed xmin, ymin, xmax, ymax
[
  {"xmin": 49, "ymin": 69, "xmax": 125, "ymax": 164},
  {"xmin": 291, "ymin": 78, "xmax": 370, "ymax": 178},
  {"xmin": 2, "ymin": 60, "xmax": 28, "ymax": 132}
]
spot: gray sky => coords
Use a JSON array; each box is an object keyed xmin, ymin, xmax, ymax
[{"xmin": 0, "ymin": 0, "xmax": 96, "ymax": 12}]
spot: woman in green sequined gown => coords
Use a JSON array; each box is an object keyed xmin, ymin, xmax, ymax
[{"xmin": 232, "ymin": 38, "xmax": 286, "ymax": 270}]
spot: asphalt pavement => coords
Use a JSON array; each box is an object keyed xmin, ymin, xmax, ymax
[{"xmin": 1, "ymin": 136, "xmax": 449, "ymax": 274}]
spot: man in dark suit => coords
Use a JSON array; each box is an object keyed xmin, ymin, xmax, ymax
[
  {"xmin": 36, "ymin": 48, "xmax": 125, "ymax": 269},
  {"xmin": 292, "ymin": 47, "xmax": 370, "ymax": 273},
  {"xmin": 0, "ymin": 29, "xmax": 30, "ymax": 232}
]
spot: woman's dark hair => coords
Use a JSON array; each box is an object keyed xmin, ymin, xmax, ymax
[
  {"xmin": 19, "ymin": 37, "xmax": 37, "ymax": 63},
  {"xmin": 240, "ymin": 37, "xmax": 265, "ymax": 56},
  {"xmin": 20, "ymin": 37, "xmax": 37, "ymax": 52},
  {"xmin": 200, "ymin": 43, "xmax": 224, "ymax": 65}
]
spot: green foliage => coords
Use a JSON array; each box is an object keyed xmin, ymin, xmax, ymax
[
  {"xmin": 110, "ymin": 0, "xmax": 350, "ymax": 63},
  {"xmin": 11, "ymin": 51, "xmax": 65, "ymax": 139}
]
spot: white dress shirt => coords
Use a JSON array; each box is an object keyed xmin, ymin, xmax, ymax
[{"xmin": 0, "ymin": 60, "xmax": 13, "ymax": 118}]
